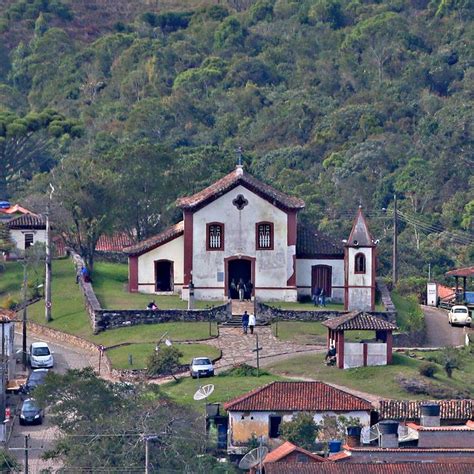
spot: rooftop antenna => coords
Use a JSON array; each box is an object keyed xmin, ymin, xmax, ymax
[{"xmin": 238, "ymin": 445, "xmax": 268, "ymax": 473}]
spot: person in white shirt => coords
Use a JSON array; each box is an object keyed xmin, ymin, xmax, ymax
[{"xmin": 248, "ymin": 313, "xmax": 256, "ymax": 334}]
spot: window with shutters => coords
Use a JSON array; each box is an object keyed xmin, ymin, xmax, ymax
[
  {"xmin": 355, "ymin": 253, "xmax": 366, "ymax": 273},
  {"xmin": 256, "ymin": 222, "xmax": 274, "ymax": 250},
  {"xmin": 206, "ymin": 223, "xmax": 224, "ymax": 251}
]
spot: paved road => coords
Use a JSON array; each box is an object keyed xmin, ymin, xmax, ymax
[
  {"xmin": 8, "ymin": 331, "xmax": 97, "ymax": 473},
  {"xmin": 422, "ymin": 305, "xmax": 465, "ymax": 347}
]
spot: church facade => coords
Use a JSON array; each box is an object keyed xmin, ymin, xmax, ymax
[{"xmin": 125, "ymin": 166, "xmax": 376, "ymax": 310}]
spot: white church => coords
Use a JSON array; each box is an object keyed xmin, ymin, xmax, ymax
[{"xmin": 125, "ymin": 165, "xmax": 377, "ymax": 311}]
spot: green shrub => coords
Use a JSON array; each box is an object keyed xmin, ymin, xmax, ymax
[
  {"xmin": 147, "ymin": 346, "xmax": 183, "ymax": 379},
  {"xmin": 419, "ymin": 362, "xmax": 437, "ymax": 378},
  {"xmin": 1, "ymin": 295, "xmax": 18, "ymax": 310},
  {"xmin": 218, "ymin": 363, "xmax": 269, "ymax": 377}
]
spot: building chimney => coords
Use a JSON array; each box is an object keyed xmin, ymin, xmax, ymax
[
  {"xmin": 378, "ymin": 421, "xmax": 399, "ymax": 448},
  {"xmin": 346, "ymin": 426, "xmax": 362, "ymax": 448},
  {"xmin": 420, "ymin": 403, "xmax": 441, "ymax": 427}
]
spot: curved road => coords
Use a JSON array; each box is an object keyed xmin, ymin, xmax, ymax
[{"xmin": 422, "ymin": 305, "xmax": 465, "ymax": 347}]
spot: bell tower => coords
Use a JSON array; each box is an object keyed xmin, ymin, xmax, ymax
[{"xmin": 344, "ymin": 207, "xmax": 376, "ymax": 311}]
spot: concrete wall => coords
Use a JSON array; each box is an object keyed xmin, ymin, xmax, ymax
[
  {"xmin": 296, "ymin": 258, "xmax": 344, "ymax": 302},
  {"xmin": 346, "ymin": 246, "xmax": 373, "ymax": 311},
  {"xmin": 192, "ymin": 185, "xmax": 295, "ymax": 301},
  {"xmin": 418, "ymin": 430, "xmax": 474, "ymax": 448},
  {"xmin": 10, "ymin": 229, "xmax": 46, "ymax": 251},
  {"xmin": 228, "ymin": 410, "xmax": 370, "ymax": 453},
  {"xmin": 137, "ymin": 235, "xmax": 184, "ymax": 295}
]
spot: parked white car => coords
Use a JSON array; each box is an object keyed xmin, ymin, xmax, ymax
[
  {"xmin": 29, "ymin": 342, "xmax": 54, "ymax": 369},
  {"xmin": 190, "ymin": 357, "xmax": 214, "ymax": 379},
  {"xmin": 448, "ymin": 305, "xmax": 472, "ymax": 327}
]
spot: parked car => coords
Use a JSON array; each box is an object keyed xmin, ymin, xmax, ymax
[
  {"xmin": 29, "ymin": 342, "xmax": 54, "ymax": 369},
  {"xmin": 19, "ymin": 398, "xmax": 43, "ymax": 425},
  {"xmin": 448, "ymin": 305, "xmax": 472, "ymax": 327},
  {"xmin": 21, "ymin": 369, "xmax": 49, "ymax": 394},
  {"xmin": 190, "ymin": 357, "xmax": 214, "ymax": 379}
]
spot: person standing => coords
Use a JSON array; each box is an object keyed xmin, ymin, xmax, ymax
[
  {"xmin": 246, "ymin": 280, "xmax": 253, "ymax": 301},
  {"xmin": 313, "ymin": 287, "xmax": 321, "ymax": 306},
  {"xmin": 238, "ymin": 279, "xmax": 245, "ymax": 302},
  {"xmin": 319, "ymin": 289, "xmax": 326, "ymax": 307},
  {"xmin": 242, "ymin": 311, "xmax": 249, "ymax": 335},
  {"xmin": 248, "ymin": 312, "xmax": 256, "ymax": 334}
]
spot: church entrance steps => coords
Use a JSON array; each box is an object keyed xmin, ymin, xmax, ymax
[
  {"xmin": 206, "ymin": 326, "xmax": 325, "ymax": 370},
  {"xmin": 220, "ymin": 315, "xmax": 268, "ymax": 328},
  {"xmin": 231, "ymin": 300, "xmax": 254, "ymax": 316}
]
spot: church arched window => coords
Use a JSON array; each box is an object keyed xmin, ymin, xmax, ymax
[
  {"xmin": 256, "ymin": 222, "xmax": 274, "ymax": 250},
  {"xmin": 207, "ymin": 223, "xmax": 224, "ymax": 250},
  {"xmin": 355, "ymin": 253, "xmax": 366, "ymax": 274}
]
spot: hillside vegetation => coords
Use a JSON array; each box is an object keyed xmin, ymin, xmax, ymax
[{"xmin": 0, "ymin": 0, "xmax": 472, "ymax": 281}]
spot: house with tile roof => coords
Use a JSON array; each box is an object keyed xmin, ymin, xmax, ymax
[
  {"xmin": 223, "ymin": 381, "xmax": 373, "ymax": 454},
  {"xmin": 7, "ymin": 213, "xmax": 46, "ymax": 252},
  {"xmin": 125, "ymin": 165, "xmax": 377, "ymax": 307}
]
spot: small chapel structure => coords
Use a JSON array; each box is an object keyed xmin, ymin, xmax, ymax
[{"xmin": 125, "ymin": 165, "xmax": 377, "ymax": 310}]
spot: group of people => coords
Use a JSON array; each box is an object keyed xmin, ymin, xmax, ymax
[
  {"xmin": 312, "ymin": 287, "xmax": 326, "ymax": 307},
  {"xmin": 76, "ymin": 265, "xmax": 91, "ymax": 284},
  {"xmin": 241, "ymin": 311, "xmax": 256, "ymax": 334},
  {"xmin": 230, "ymin": 278, "xmax": 253, "ymax": 301}
]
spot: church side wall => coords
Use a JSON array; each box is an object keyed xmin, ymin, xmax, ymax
[
  {"xmin": 137, "ymin": 235, "xmax": 184, "ymax": 294},
  {"xmin": 346, "ymin": 247, "xmax": 373, "ymax": 311},
  {"xmin": 296, "ymin": 258, "xmax": 344, "ymax": 302},
  {"xmin": 192, "ymin": 185, "xmax": 294, "ymax": 301}
]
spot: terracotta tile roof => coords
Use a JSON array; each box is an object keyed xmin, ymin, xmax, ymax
[
  {"xmin": 264, "ymin": 441, "xmax": 325, "ymax": 464},
  {"xmin": 176, "ymin": 167, "xmax": 305, "ymax": 212},
  {"xmin": 322, "ymin": 312, "xmax": 398, "ymax": 331},
  {"xmin": 445, "ymin": 266, "xmax": 474, "ymax": 278},
  {"xmin": 96, "ymin": 233, "xmax": 134, "ymax": 252},
  {"xmin": 438, "ymin": 284, "xmax": 455, "ymax": 300},
  {"xmin": 124, "ymin": 222, "xmax": 184, "ymax": 256},
  {"xmin": 7, "ymin": 214, "xmax": 45, "ymax": 229},
  {"xmin": 346, "ymin": 207, "xmax": 374, "ymax": 247},
  {"xmin": 0, "ymin": 309, "xmax": 15, "ymax": 322},
  {"xmin": 296, "ymin": 223, "xmax": 344, "ymax": 258},
  {"xmin": 406, "ymin": 422, "xmax": 474, "ymax": 432},
  {"xmin": 264, "ymin": 463, "xmax": 474, "ymax": 474},
  {"xmin": 0, "ymin": 204, "xmax": 32, "ymax": 215},
  {"xmin": 223, "ymin": 381, "xmax": 373, "ymax": 412},
  {"xmin": 346, "ymin": 446, "xmax": 474, "ymax": 453},
  {"xmin": 379, "ymin": 400, "xmax": 474, "ymax": 421},
  {"xmin": 327, "ymin": 451, "xmax": 351, "ymax": 461}
]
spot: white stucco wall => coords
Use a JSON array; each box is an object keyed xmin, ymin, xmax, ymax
[
  {"xmin": 228, "ymin": 409, "xmax": 371, "ymax": 452},
  {"xmin": 346, "ymin": 246, "xmax": 373, "ymax": 311},
  {"xmin": 10, "ymin": 229, "xmax": 46, "ymax": 251},
  {"xmin": 137, "ymin": 235, "xmax": 184, "ymax": 294},
  {"xmin": 192, "ymin": 185, "xmax": 295, "ymax": 301},
  {"xmin": 296, "ymin": 258, "xmax": 344, "ymax": 302}
]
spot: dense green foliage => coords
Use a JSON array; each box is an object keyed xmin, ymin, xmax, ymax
[{"xmin": 0, "ymin": 0, "xmax": 472, "ymax": 280}]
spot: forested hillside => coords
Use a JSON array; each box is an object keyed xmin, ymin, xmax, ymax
[{"xmin": 0, "ymin": 0, "xmax": 472, "ymax": 280}]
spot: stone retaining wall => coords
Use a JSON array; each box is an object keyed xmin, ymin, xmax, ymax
[{"xmin": 255, "ymin": 302, "xmax": 395, "ymax": 323}]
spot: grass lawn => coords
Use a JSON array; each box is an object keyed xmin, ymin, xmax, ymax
[
  {"xmin": 266, "ymin": 300, "xmax": 385, "ymax": 312},
  {"xmin": 0, "ymin": 261, "xmax": 24, "ymax": 304},
  {"xmin": 161, "ymin": 373, "xmax": 282, "ymax": 408},
  {"xmin": 106, "ymin": 342, "xmax": 221, "ymax": 369},
  {"xmin": 92, "ymin": 262, "xmax": 220, "ymax": 310},
  {"xmin": 265, "ymin": 351, "xmax": 474, "ymax": 399},
  {"xmin": 274, "ymin": 321, "xmax": 378, "ymax": 344},
  {"xmin": 391, "ymin": 291, "xmax": 424, "ymax": 332}
]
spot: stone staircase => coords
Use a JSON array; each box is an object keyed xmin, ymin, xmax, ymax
[{"xmin": 220, "ymin": 300, "xmax": 267, "ymax": 327}]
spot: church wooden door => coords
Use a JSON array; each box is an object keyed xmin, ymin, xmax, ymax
[{"xmin": 311, "ymin": 265, "xmax": 332, "ymax": 297}]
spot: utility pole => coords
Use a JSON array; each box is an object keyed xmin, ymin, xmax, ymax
[
  {"xmin": 24, "ymin": 434, "xmax": 30, "ymax": 474},
  {"xmin": 144, "ymin": 435, "xmax": 158, "ymax": 474},
  {"xmin": 45, "ymin": 183, "xmax": 54, "ymax": 323},
  {"xmin": 252, "ymin": 334, "xmax": 262, "ymax": 377},
  {"xmin": 22, "ymin": 262, "xmax": 28, "ymax": 370},
  {"xmin": 0, "ymin": 321, "xmax": 6, "ymax": 426},
  {"xmin": 392, "ymin": 194, "xmax": 398, "ymax": 285}
]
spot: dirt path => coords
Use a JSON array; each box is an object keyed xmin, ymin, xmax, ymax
[{"xmin": 422, "ymin": 305, "xmax": 465, "ymax": 348}]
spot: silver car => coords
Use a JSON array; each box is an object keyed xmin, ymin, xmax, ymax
[{"xmin": 190, "ymin": 357, "xmax": 214, "ymax": 379}]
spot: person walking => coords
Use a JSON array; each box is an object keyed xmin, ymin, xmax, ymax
[
  {"xmin": 248, "ymin": 312, "xmax": 256, "ymax": 334},
  {"xmin": 242, "ymin": 311, "xmax": 249, "ymax": 335}
]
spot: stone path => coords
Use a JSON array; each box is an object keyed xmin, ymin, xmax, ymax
[{"xmin": 206, "ymin": 326, "xmax": 325, "ymax": 370}]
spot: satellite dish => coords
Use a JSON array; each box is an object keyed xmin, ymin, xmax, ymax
[
  {"xmin": 165, "ymin": 339, "xmax": 172, "ymax": 347},
  {"xmin": 193, "ymin": 384, "xmax": 215, "ymax": 401},
  {"xmin": 238, "ymin": 446, "xmax": 268, "ymax": 470}
]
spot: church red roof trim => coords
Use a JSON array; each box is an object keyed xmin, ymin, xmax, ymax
[{"xmin": 176, "ymin": 167, "xmax": 305, "ymax": 212}]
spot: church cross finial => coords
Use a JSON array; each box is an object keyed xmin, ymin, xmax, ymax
[{"xmin": 236, "ymin": 146, "xmax": 243, "ymax": 167}]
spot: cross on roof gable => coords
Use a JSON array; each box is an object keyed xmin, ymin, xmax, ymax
[
  {"xmin": 322, "ymin": 311, "xmax": 398, "ymax": 331},
  {"xmin": 176, "ymin": 167, "xmax": 305, "ymax": 212}
]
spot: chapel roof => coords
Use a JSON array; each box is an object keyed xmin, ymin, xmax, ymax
[
  {"xmin": 322, "ymin": 312, "xmax": 398, "ymax": 331},
  {"xmin": 223, "ymin": 381, "xmax": 373, "ymax": 412},
  {"xmin": 124, "ymin": 221, "xmax": 184, "ymax": 256},
  {"xmin": 264, "ymin": 441, "xmax": 325, "ymax": 464},
  {"xmin": 7, "ymin": 214, "xmax": 45, "ymax": 229},
  {"xmin": 296, "ymin": 223, "xmax": 344, "ymax": 258},
  {"xmin": 176, "ymin": 166, "xmax": 305, "ymax": 212},
  {"xmin": 346, "ymin": 207, "xmax": 374, "ymax": 247}
]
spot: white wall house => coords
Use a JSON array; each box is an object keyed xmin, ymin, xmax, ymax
[
  {"xmin": 223, "ymin": 381, "xmax": 373, "ymax": 454},
  {"xmin": 126, "ymin": 166, "xmax": 377, "ymax": 307},
  {"xmin": 7, "ymin": 214, "xmax": 47, "ymax": 252}
]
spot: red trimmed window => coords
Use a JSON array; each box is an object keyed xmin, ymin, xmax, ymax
[
  {"xmin": 355, "ymin": 253, "xmax": 366, "ymax": 274},
  {"xmin": 207, "ymin": 223, "xmax": 224, "ymax": 250},
  {"xmin": 256, "ymin": 222, "xmax": 274, "ymax": 250}
]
